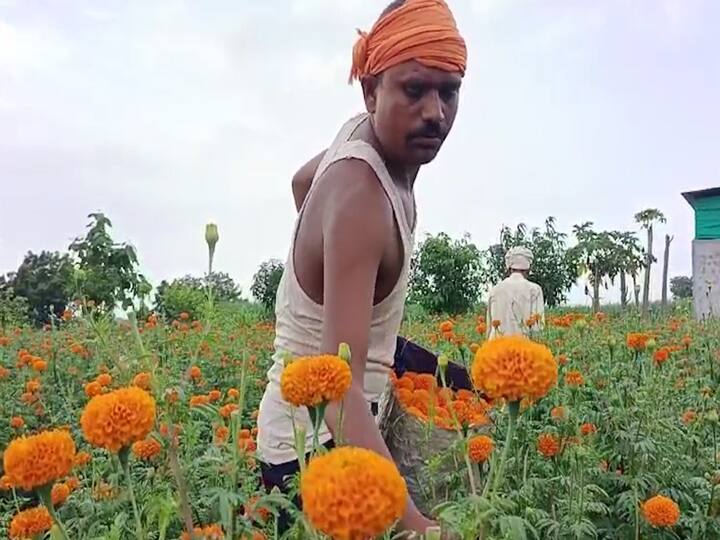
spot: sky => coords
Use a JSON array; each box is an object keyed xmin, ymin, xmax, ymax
[{"xmin": 1, "ymin": 0, "xmax": 718, "ymax": 307}]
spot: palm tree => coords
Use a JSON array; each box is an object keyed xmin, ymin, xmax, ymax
[{"xmin": 634, "ymin": 209, "xmax": 667, "ymax": 317}]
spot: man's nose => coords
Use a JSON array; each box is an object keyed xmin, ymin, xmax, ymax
[{"xmin": 421, "ymin": 90, "xmax": 445, "ymax": 124}]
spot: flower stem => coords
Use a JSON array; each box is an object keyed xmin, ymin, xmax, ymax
[
  {"xmin": 119, "ymin": 448, "xmax": 144, "ymax": 540},
  {"xmin": 37, "ymin": 485, "xmax": 70, "ymax": 540},
  {"xmin": 484, "ymin": 400, "xmax": 519, "ymax": 496}
]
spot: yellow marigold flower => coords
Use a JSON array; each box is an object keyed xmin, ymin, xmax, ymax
[
  {"xmin": 471, "ymin": 336, "xmax": 557, "ymax": 402},
  {"xmin": 181, "ymin": 524, "xmax": 225, "ymax": 539},
  {"xmin": 642, "ymin": 495, "xmax": 680, "ymax": 527},
  {"xmin": 564, "ymin": 370, "xmax": 585, "ymax": 387},
  {"xmin": 537, "ymin": 433, "xmax": 560, "ymax": 458},
  {"xmin": 468, "ymin": 435, "xmax": 494, "ymax": 463},
  {"xmin": 81, "ymin": 386, "xmax": 156, "ymax": 452},
  {"xmin": 9, "ymin": 506, "xmax": 53, "ymax": 539},
  {"xmin": 280, "ymin": 354, "xmax": 352, "ymax": 407},
  {"xmin": 301, "ymin": 446, "xmax": 407, "ymax": 540},
  {"xmin": 3, "ymin": 429, "xmax": 76, "ymax": 490},
  {"xmin": 96, "ymin": 373, "xmax": 112, "ymax": 387},
  {"xmin": 133, "ymin": 372, "xmax": 152, "ymax": 390},
  {"xmin": 51, "ymin": 482, "xmax": 70, "ymax": 506},
  {"xmin": 132, "ymin": 438, "xmax": 162, "ymax": 460}
]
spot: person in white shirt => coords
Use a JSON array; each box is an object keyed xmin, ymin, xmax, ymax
[{"xmin": 486, "ymin": 247, "xmax": 545, "ymax": 339}]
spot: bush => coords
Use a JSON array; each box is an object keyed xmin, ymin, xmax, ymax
[
  {"xmin": 409, "ymin": 232, "xmax": 486, "ymax": 315},
  {"xmin": 670, "ymin": 276, "xmax": 692, "ymax": 300},
  {"xmin": 251, "ymin": 259, "xmax": 285, "ymax": 316}
]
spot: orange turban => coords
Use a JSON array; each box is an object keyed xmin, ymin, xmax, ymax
[{"xmin": 349, "ymin": 0, "xmax": 467, "ymax": 83}]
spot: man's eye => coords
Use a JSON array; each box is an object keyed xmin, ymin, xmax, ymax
[
  {"xmin": 440, "ymin": 87, "xmax": 459, "ymax": 102},
  {"xmin": 404, "ymin": 84, "xmax": 423, "ymax": 99}
]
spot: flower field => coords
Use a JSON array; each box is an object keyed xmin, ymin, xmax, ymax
[{"xmin": 0, "ymin": 303, "xmax": 719, "ymax": 539}]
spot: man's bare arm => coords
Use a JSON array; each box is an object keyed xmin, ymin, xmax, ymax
[
  {"xmin": 317, "ymin": 160, "xmax": 434, "ymax": 534},
  {"xmin": 291, "ymin": 149, "xmax": 327, "ymax": 212}
]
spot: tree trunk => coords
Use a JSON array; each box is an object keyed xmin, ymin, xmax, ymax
[
  {"xmin": 633, "ymin": 274, "xmax": 640, "ymax": 307},
  {"xmin": 661, "ymin": 235, "xmax": 673, "ymax": 308},
  {"xmin": 642, "ymin": 225, "xmax": 653, "ymax": 317},
  {"xmin": 592, "ymin": 273, "xmax": 601, "ymax": 313},
  {"xmin": 620, "ymin": 272, "xmax": 628, "ymax": 308}
]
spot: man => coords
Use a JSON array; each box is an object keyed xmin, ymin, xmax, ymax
[
  {"xmin": 486, "ymin": 247, "xmax": 545, "ymax": 340},
  {"xmin": 257, "ymin": 0, "xmax": 466, "ymax": 535}
]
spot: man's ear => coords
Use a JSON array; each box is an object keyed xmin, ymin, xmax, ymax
[{"xmin": 361, "ymin": 75, "xmax": 380, "ymax": 114}]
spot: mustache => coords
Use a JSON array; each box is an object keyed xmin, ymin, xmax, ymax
[{"xmin": 407, "ymin": 121, "xmax": 445, "ymax": 140}]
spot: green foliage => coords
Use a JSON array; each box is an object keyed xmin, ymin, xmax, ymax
[
  {"xmin": 409, "ymin": 232, "xmax": 486, "ymax": 315},
  {"xmin": 69, "ymin": 213, "xmax": 151, "ymax": 311},
  {"xmin": 0, "ymin": 279, "xmax": 29, "ymax": 329},
  {"xmin": 670, "ymin": 276, "xmax": 692, "ymax": 299},
  {"xmin": 487, "ymin": 217, "xmax": 578, "ymax": 308},
  {"xmin": 3, "ymin": 250, "xmax": 73, "ymax": 325},
  {"xmin": 154, "ymin": 272, "xmax": 241, "ymax": 320},
  {"xmin": 251, "ymin": 259, "xmax": 285, "ymax": 316}
]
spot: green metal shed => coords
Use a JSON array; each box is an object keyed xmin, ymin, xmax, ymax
[{"xmin": 683, "ymin": 187, "xmax": 720, "ymax": 240}]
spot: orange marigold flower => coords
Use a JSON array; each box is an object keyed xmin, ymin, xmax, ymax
[
  {"xmin": 190, "ymin": 395, "xmax": 210, "ymax": 407},
  {"xmin": 133, "ymin": 372, "xmax": 152, "ymax": 390},
  {"xmin": 280, "ymin": 354, "xmax": 352, "ymax": 407},
  {"xmin": 219, "ymin": 403, "xmax": 239, "ymax": 418},
  {"xmin": 81, "ymin": 386, "xmax": 156, "ymax": 452},
  {"xmin": 208, "ymin": 389, "xmax": 222, "ymax": 402},
  {"xmin": 31, "ymin": 359, "xmax": 47, "ymax": 372},
  {"xmin": 456, "ymin": 389, "xmax": 475, "ymax": 402},
  {"xmin": 132, "ymin": 438, "xmax": 162, "ymax": 460},
  {"xmin": 1, "ymin": 475, "xmax": 13, "ymax": 490},
  {"xmin": 682, "ymin": 410, "xmax": 697, "ymax": 425},
  {"xmin": 10, "ymin": 416, "xmax": 24, "ymax": 429},
  {"xmin": 0, "ymin": 366, "xmax": 10, "ymax": 379},
  {"xmin": 227, "ymin": 388, "xmax": 240, "ymax": 399},
  {"xmin": 626, "ymin": 333, "xmax": 649, "ymax": 351},
  {"xmin": 214, "ymin": 426, "xmax": 229, "ymax": 444},
  {"xmin": 96, "ymin": 373, "xmax": 112, "ymax": 387},
  {"xmin": 244, "ymin": 495, "xmax": 271, "ymax": 523},
  {"xmin": 653, "ymin": 348, "xmax": 670, "ymax": 365},
  {"xmin": 537, "ymin": 433, "xmax": 560, "ymax": 458},
  {"xmin": 551, "ymin": 406, "xmax": 566, "ymax": 420},
  {"xmin": 642, "ymin": 495, "xmax": 680, "ymax": 527},
  {"xmin": 85, "ymin": 381, "xmax": 103, "ymax": 397},
  {"xmin": 26, "ymin": 379, "xmax": 40, "ymax": 393},
  {"xmin": 564, "ymin": 370, "xmax": 585, "ymax": 387},
  {"xmin": 471, "ymin": 336, "xmax": 558, "ymax": 402},
  {"xmin": 238, "ymin": 438, "xmax": 257, "ymax": 452},
  {"xmin": 468, "ymin": 435, "xmax": 494, "ymax": 463},
  {"xmin": 413, "ymin": 373, "xmax": 437, "ymax": 392},
  {"xmin": 51, "ymin": 482, "xmax": 70, "ymax": 506},
  {"xmin": 395, "ymin": 376, "xmax": 415, "ymax": 392},
  {"xmin": 189, "ymin": 365, "xmax": 202, "ymax": 381},
  {"xmin": 181, "ymin": 524, "xmax": 225, "ymax": 540},
  {"xmin": 9, "ymin": 506, "xmax": 53, "ymax": 539},
  {"xmin": 492, "ymin": 319, "xmax": 501, "ymax": 329},
  {"xmin": 74, "ymin": 451, "xmax": 91, "ymax": 467},
  {"xmin": 3, "ymin": 429, "xmax": 76, "ymax": 490},
  {"xmin": 580, "ymin": 422, "xmax": 598, "ymax": 436},
  {"xmin": 65, "ymin": 476, "xmax": 80, "ymax": 491},
  {"xmin": 439, "ymin": 320, "xmax": 454, "ymax": 333},
  {"xmin": 556, "ymin": 354, "xmax": 568, "ymax": 365},
  {"xmin": 301, "ymin": 446, "xmax": 407, "ymax": 540}
]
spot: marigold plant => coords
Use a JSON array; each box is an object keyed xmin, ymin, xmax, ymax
[
  {"xmin": 642, "ymin": 495, "xmax": 680, "ymax": 527},
  {"xmin": 3, "ymin": 429, "xmax": 76, "ymax": 490},
  {"xmin": 280, "ymin": 354, "xmax": 352, "ymax": 407},
  {"xmin": 9, "ymin": 506, "xmax": 53, "ymax": 539},
  {"xmin": 468, "ymin": 435, "xmax": 494, "ymax": 463},
  {"xmin": 132, "ymin": 438, "xmax": 162, "ymax": 460},
  {"xmin": 81, "ymin": 386, "xmax": 156, "ymax": 452},
  {"xmin": 301, "ymin": 446, "xmax": 407, "ymax": 540},
  {"xmin": 537, "ymin": 433, "xmax": 560, "ymax": 458},
  {"xmin": 471, "ymin": 336, "xmax": 558, "ymax": 402}
]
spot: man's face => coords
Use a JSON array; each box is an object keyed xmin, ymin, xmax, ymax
[{"xmin": 365, "ymin": 61, "xmax": 462, "ymax": 166}]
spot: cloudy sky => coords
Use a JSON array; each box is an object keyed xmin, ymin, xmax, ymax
[{"xmin": 1, "ymin": 0, "xmax": 717, "ymax": 306}]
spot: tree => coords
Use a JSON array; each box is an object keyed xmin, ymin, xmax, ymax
[
  {"xmin": 409, "ymin": 232, "xmax": 487, "ymax": 315},
  {"xmin": 154, "ymin": 272, "xmax": 241, "ymax": 320},
  {"xmin": 569, "ymin": 223, "xmax": 621, "ymax": 313},
  {"xmin": 5, "ymin": 251, "xmax": 73, "ymax": 325},
  {"xmin": 609, "ymin": 231, "xmax": 644, "ymax": 309},
  {"xmin": 487, "ymin": 217, "xmax": 578, "ymax": 307},
  {"xmin": 634, "ymin": 209, "xmax": 667, "ymax": 317},
  {"xmin": 670, "ymin": 276, "xmax": 692, "ymax": 300},
  {"xmin": 251, "ymin": 259, "xmax": 285, "ymax": 316},
  {"xmin": 0, "ymin": 278, "xmax": 30, "ymax": 329},
  {"xmin": 661, "ymin": 234, "xmax": 674, "ymax": 308},
  {"xmin": 69, "ymin": 213, "xmax": 151, "ymax": 311}
]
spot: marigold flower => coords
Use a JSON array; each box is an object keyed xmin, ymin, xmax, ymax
[
  {"xmin": 642, "ymin": 495, "xmax": 680, "ymax": 527},
  {"xmin": 10, "ymin": 416, "xmax": 24, "ymax": 429},
  {"xmin": 32, "ymin": 359, "xmax": 47, "ymax": 372},
  {"xmin": 244, "ymin": 495, "xmax": 271, "ymax": 523},
  {"xmin": 208, "ymin": 389, "xmax": 222, "ymax": 402},
  {"xmin": 132, "ymin": 438, "xmax": 162, "ymax": 460},
  {"xmin": 626, "ymin": 333, "xmax": 649, "ymax": 351},
  {"xmin": 471, "ymin": 336, "xmax": 557, "ymax": 402},
  {"xmin": 181, "ymin": 524, "xmax": 225, "ymax": 539},
  {"xmin": 85, "ymin": 381, "xmax": 103, "ymax": 397},
  {"xmin": 537, "ymin": 433, "xmax": 560, "ymax": 458},
  {"xmin": 468, "ymin": 435, "xmax": 494, "ymax": 463},
  {"xmin": 189, "ymin": 365, "xmax": 202, "ymax": 380},
  {"xmin": 9, "ymin": 506, "xmax": 53, "ymax": 539},
  {"xmin": 439, "ymin": 320, "xmax": 454, "ymax": 333},
  {"xmin": 580, "ymin": 422, "xmax": 598, "ymax": 436},
  {"xmin": 551, "ymin": 406, "xmax": 566, "ymax": 420},
  {"xmin": 3, "ymin": 429, "xmax": 76, "ymax": 490},
  {"xmin": 280, "ymin": 354, "xmax": 352, "ymax": 407},
  {"xmin": 238, "ymin": 437, "xmax": 257, "ymax": 452},
  {"xmin": 81, "ymin": 386, "xmax": 156, "ymax": 452},
  {"xmin": 190, "ymin": 394, "xmax": 210, "ymax": 407},
  {"xmin": 1, "ymin": 475, "xmax": 13, "ymax": 490},
  {"xmin": 653, "ymin": 348, "xmax": 670, "ymax": 365},
  {"xmin": 51, "ymin": 482, "xmax": 70, "ymax": 506},
  {"xmin": 681, "ymin": 336, "xmax": 692, "ymax": 348},
  {"xmin": 65, "ymin": 476, "xmax": 80, "ymax": 491},
  {"xmin": 214, "ymin": 426, "xmax": 229, "ymax": 444},
  {"xmin": 413, "ymin": 373, "xmax": 437, "ymax": 392},
  {"xmin": 682, "ymin": 410, "xmax": 697, "ymax": 425},
  {"xmin": 564, "ymin": 370, "xmax": 585, "ymax": 387},
  {"xmin": 96, "ymin": 373, "xmax": 112, "ymax": 387},
  {"xmin": 556, "ymin": 354, "xmax": 568, "ymax": 365},
  {"xmin": 227, "ymin": 388, "xmax": 240, "ymax": 399},
  {"xmin": 74, "ymin": 451, "xmax": 91, "ymax": 467},
  {"xmin": 133, "ymin": 372, "xmax": 152, "ymax": 390},
  {"xmin": 26, "ymin": 379, "xmax": 40, "ymax": 393},
  {"xmin": 301, "ymin": 446, "xmax": 407, "ymax": 540},
  {"xmin": 0, "ymin": 366, "xmax": 10, "ymax": 379},
  {"xmin": 220, "ymin": 403, "xmax": 239, "ymax": 418}
]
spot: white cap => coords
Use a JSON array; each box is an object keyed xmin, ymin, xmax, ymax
[{"xmin": 505, "ymin": 246, "xmax": 533, "ymax": 271}]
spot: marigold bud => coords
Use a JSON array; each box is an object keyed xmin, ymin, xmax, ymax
[{"xmin": 205, "ymin": 223, "xmax": 219, "ymax": 249}]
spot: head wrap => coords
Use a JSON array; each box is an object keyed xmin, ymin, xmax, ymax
[
  {"xmin": 505, "ymin": 247, "xmax": 533, "ymax": 271},
  {"xmin": 349, "ymin": 0, "xmax": 467, "ymax": 83}
]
